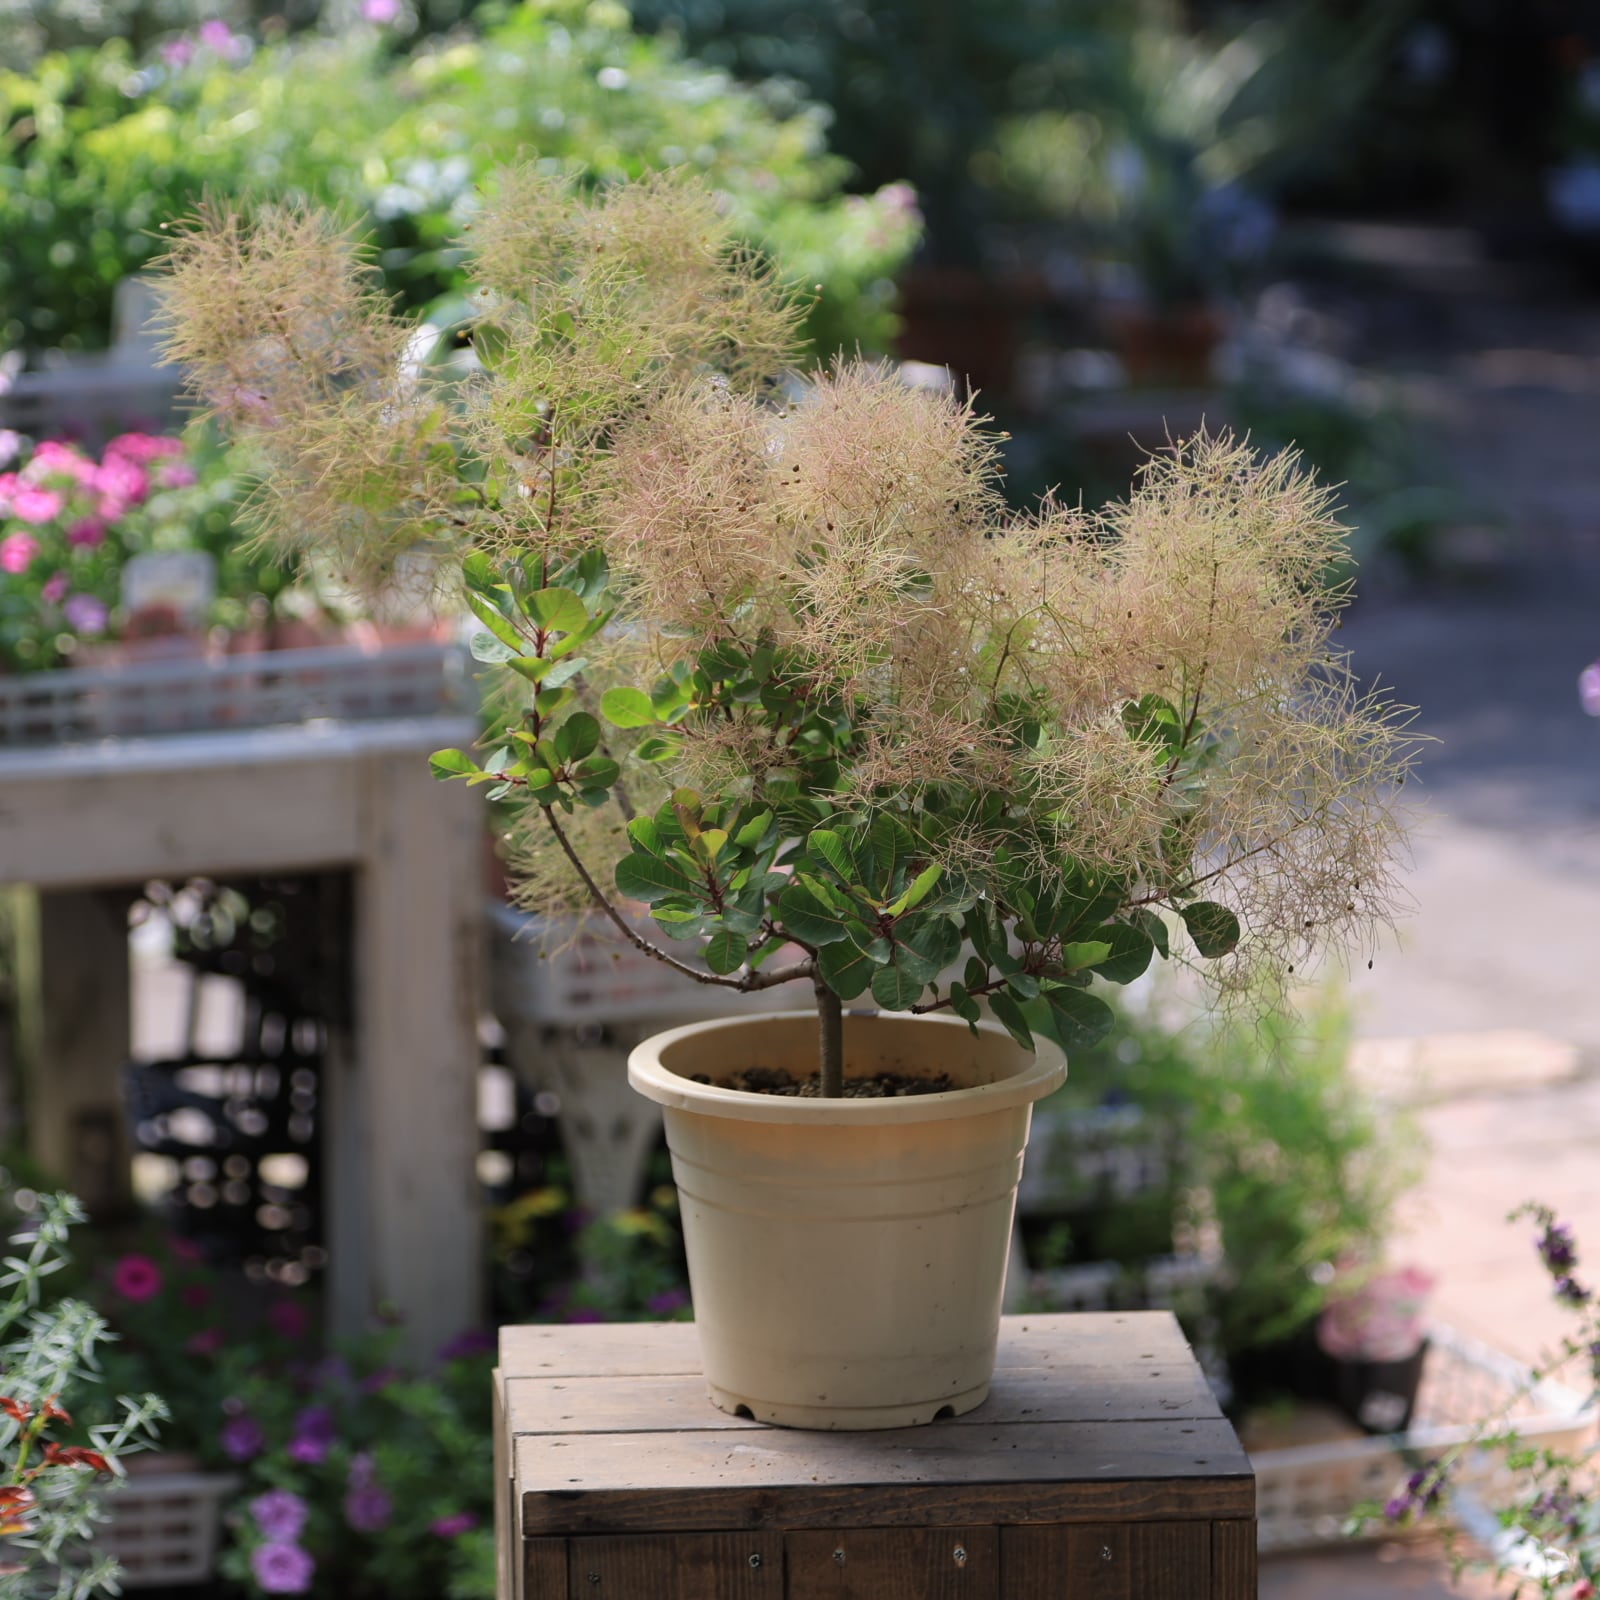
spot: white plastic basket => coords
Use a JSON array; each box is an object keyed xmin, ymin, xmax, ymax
[
  {"xmin": 99, "ymin": 1466, "xmax": 236, "ymax": 1588},
  {"xmin": 0, "ymin": 641, "xmax": 472, "ymax": 747},
  {"xmin": 1252, "ymin": 1324, "xmax": 1596, "ymax": 1553},
  {"xmin": 487, "ymin": 901, "xmax": 805, "ymax": 1027}
]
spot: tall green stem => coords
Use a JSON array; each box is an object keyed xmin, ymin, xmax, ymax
[{"xmin": 815, "ymin": 979, "xmax": 844, "ymax": 1098}]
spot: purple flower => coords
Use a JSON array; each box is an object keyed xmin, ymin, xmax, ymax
[
  {"xmin": 360, "ymin": 1367, "xmax": 403, "ymax": 1395},
  {"xmin": 219, "ymin": 1414, "xmax": 265, "ymax": 1463},
  {"xmin": 287, "ymin": 1434, "xmax": 330, "ymax": 1465},
  {"xmin": 430, "ymin": 1511, "xmax": 479, "ymax": 1538},
  {"xmin": 63, "ymin": 594, "xmax": 108, "ymax": 635},
  {"xmin": 1539, "ymin": 1222, "xmax": 1578, "ymax": 1275},
  {"xmin": 250, "ymin": 1489, "xmax": 309, "ymax": 1542},
  {"xmin": 160, "ymin": 36, "xmax": 195, "ymax": 67},
  {"xmin": 344, "ymin": 1483, "xmax": 392, "ymax": 1533},
  {"xmin": 1582, "ymin": 661, "xmax": 1600, "ymax": 718},
  {"xmin": 287, "ymin": 1404, "xmax": 336, "ymax": 1463},
  {"xmin": 1555, "ymin": 1275, "xmax": 1591, "ymax": 1307},
  {"xmin": 436, "ymin": 1328, "xmax": 495, "ymax": 1363},
  {"xmin": 562, "ymin": 1308, "xmax": 605, "ymax": 1324},
  {"xmin": 645, "ymin": 1289, "xmax": 690, "ymax": 1316},
  {"xmin": 251, "ymin": 1541, "xmax": 314, "ymax": 1595},
  {"xmin": 198, "ymin": 19, "xmax": 234, "ymax": 50}
]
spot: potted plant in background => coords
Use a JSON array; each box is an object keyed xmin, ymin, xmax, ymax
[{"xmin": 154, "ymin": 170, "xmax": 1414, "ymax": 1430}]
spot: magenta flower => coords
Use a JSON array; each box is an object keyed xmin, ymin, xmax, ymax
[
  {"xmin": 362, "ymin": 0, "xmax": 402, "ymax": 19},
  {"xmin": 219, "ymin": 1414, "xmax": 265, "ymax": 1463},
  {"xmin": 67, "ymin": 518, "xmax": 106, "ymax": 549},
  {"xmin": 1580, "ymin": 661, "xmax": 1600, "ymax": 718},
  {"xmin": 198, "ymin": 19, "xmax": 234, "ymax": 50},
  {"xmin": 0, "ymin": 534, "xmax": 40, "ymax": 574},
  {"xmin": 41, "ymin": 572, "xmax": 69, "ymax": 605},
  {"xmin": 105, "ymin": 433, "xmax": 183, "ymax": 462},
  {"xmin": 269, "ymin": 1298, "xmax": 311, "ymax": 1340},
  {"xmin": 92, "ymin": 455, "xmax": 149, "ymax": 514},
  {"xmin": 251, "ymin": 1541, "xmax": 314, "ymax": 1595},
  {"xmin": 430, "ymin": 1511, "xmax": 480, "ymax": 1538},
  {"xmin": 185, "ymin": 1327, "xmax": 225, "ymax": 1358},
  {"xmin": 63, "ymin": 595, "xmax": 109, "ymax": 635},
  {"xmin": 250, "ymin": 1489, "xmax": 310, "ymax": 1543},
  {"xmin": 111, "ymin": 1254, "xmax": 163, "ymax": 1302}
]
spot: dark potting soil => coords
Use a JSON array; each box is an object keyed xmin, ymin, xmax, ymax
[{"xmin": 694, "ymin": 1066, "xmax": 958, "ymax": 1098}]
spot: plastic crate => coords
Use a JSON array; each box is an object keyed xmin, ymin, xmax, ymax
[
  {"xmin": 1252, "ymin": 1324, "xmax": 1596, "ymax": 1553},
  {"xmin": 99, "ymin": 1466, "xmax": 236, "ymax": 1588},
  {"xmin": 0, "ymin": 641, "xmax": 472, "ymax": 747}
]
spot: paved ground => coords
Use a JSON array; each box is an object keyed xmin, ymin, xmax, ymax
[{"xmin": 1253, "ymin": 226, "xmax": 1600, "ymax": 1597}]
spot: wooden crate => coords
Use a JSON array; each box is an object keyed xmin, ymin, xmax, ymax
[{"xmin": 493, "ymin": 1312, "xmax": 1256, "ymax": 1599}]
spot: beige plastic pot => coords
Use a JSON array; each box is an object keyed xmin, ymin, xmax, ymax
[{"xmin": 628, "ymin": 1010, "xmax": 1066, "ymax": 1430}]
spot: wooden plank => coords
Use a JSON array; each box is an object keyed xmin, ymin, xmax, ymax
[
  {"xmin": 787, "ymin": 1527, "xmax": 997, "ymax": 1599},
  {"xmin": 504, "ymin": 1360, "xmax": 1220, "ymax": 1438},
  {"xmin": 564, "ymin": 1534, "xmax": 782, "ymax": 1599},
  {"xmin": 498, "ymin": 1312, "xmax": 1195, "ymax": 1382},
  {"xmin": 326, "ymin": 750, "xmax": 482, "ymax": 1359},
  {"xmin": 27, "ymin": 888, "xmax": 134, "ymax": 1216},
  {"xmin": 524, "ymin": 1538, "xmax": 566, "ymax": 1600},
  {"xmin": 1210, "ymin": 1519, "xmax": 1258, "ymax": 1600},
  {"xmin": 518, "ymin": 1418, "xmax": 1252, "ymax": 1535},
  {"xmin": 1002, "ymin": 1522, "xmax": 1212, "ymax": 1599}
]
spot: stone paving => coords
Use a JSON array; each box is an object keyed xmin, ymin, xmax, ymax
[{"xmin": 1248, "ymin": 224, "xmax": 1600, "ymax": 1596}]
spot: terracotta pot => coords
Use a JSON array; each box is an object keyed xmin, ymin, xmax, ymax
[
  {"xmin": 628, "ymin": 1011, "xmax": 1065, "ymax": 1430},
  {"xmin": 1104, "ymin": 303, "xmax": 1226, "ymax": 388}
]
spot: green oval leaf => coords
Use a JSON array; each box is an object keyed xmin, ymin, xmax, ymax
[
  {"xmin": 615, "ymin": 853, "xmax": 698, "ymax": 905},
  {"xmin": 429, "ymin": 749, "xmax": 480, "ymax": 780},
  {"xmin": 1181, "ymin": 901, "xmax": 1242, "ymax": 959},
  {"xmin": 1042, "ymin": 986, "xmax": 1114, "ymax": 1052},
  {"xmin": 819, "ymin": 940, "xmax": 874, "ymax": 1001},
  {"xmin": 525, "ymin": 586, "xmax": 589, "ymax": 633},
  {"xmin": 870, "ymin": 962, "xmax": 925, "ymax": 1012},
  {"xmin": 703, "ymin": 930, "xmax": 749, "ymax": 976},
  {"xmin": 601, "ymin": 687, "xmax": 657, "ymax": 729}
]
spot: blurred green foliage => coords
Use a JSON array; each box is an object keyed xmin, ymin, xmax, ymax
[
  {"xmin": 1043, "ymin": 985, "xmax": 1421, "ymax": 1358},
  {"xmin": 0, "ymin": 0, "xmax": 919, "ymax": 359}
]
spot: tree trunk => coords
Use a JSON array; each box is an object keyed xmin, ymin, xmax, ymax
[{"xmin": 815, "ymin": 979, "xmax": 844, "ymax": 1098}]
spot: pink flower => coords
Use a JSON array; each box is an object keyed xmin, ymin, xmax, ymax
[
  {"xmin": 93, "ymin": 455, "xmax": 148, "ymax": 514},
  {"xmin": 156, "ymin": 463, "xmax": 199, "ymax": 490},
  {"xmin": 111, "ymin": 1254, "xmax": 163, "ymax": 1302},
  {"xmin": 251, "ymin": 1489, "xmax": 310, "ymax": 1543},
  {"xmin": 41, "ymin": 572, "xmax": 69, "ymax": 605},
  {"xmin": 161, "ymin": 36, "xmax": 195, "ymax": 68},
  {"xmin": 0, "ymin": 534, "xmax": 39, "ymax": 574},
  {"xmin": 23, "ymin": 440, "xmax": 93, "ymax": 483},
  {"xmin": 363, "ymin": 0, "xmax": 402, "ymax": 19},
  {"xmin": 185, "ymin": 1327, "xmax": 225, "ymax": 1357},
  {"xmin": 104, "ymin": 433, "xmax": 183, "ymax": 463},
  {"xmin": 220, "ymin": 1413, "xmax": 265, "ymax": 1462},
  {"xmin": 198, "ymin": 19, "xmax": 234, "ymax": 50},
  {"xmin": 430, "ymin": 1511, "xmax": 480, "ymax": 1538},
  {"xmin": 67, "ymin": 518, "xmax": 106, "ymax": 548},
  {"xmin": 10, "ymin": 487, "xmax": 62, "ymax": 525}
]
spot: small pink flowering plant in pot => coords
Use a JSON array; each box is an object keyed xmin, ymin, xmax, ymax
[
  {"xmin": 0, "ymin": 428, "xmax": 229, "ymax": 671},
  {"xmin": 1317, "ymin": 1259, "xmax": 1436, "ymax": 1434}
]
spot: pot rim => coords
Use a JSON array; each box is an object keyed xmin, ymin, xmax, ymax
[{"xmin": 627, "ymin": 1009, "xmax": 1066, "ymax": 1125}]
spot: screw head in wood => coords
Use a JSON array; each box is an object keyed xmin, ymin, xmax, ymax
[
  {"xmin": 953, "ymin": 1545, "xmax": 968, "ymax": 1566},
  {"xmin": 748, "ymin": 1553, "xmax": 762, "ymax": 1569}
]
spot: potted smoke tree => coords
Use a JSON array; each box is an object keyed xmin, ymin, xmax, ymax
[{"xmin": 154, "ymin": 172, "xmax": 1414, "ymax": 1431}]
